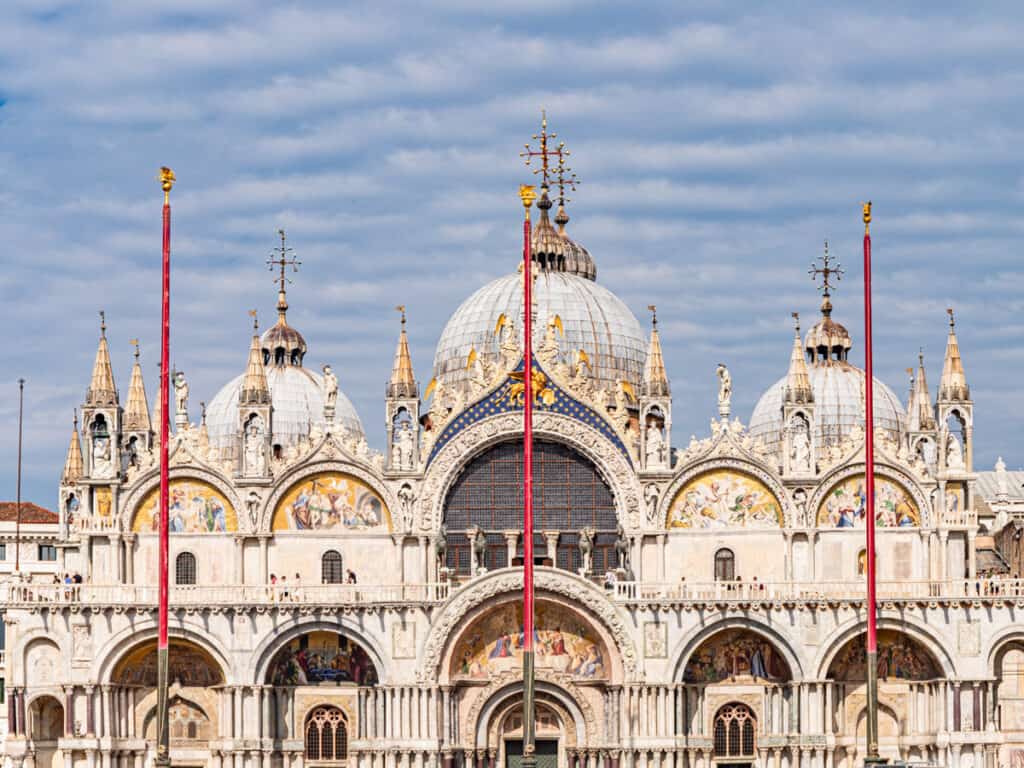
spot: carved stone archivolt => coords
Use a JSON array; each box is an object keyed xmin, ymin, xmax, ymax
[
  {"xmin": 258, "ymin": 458, "xmax": 396, "ymax": 534},
  {"xmin": 807, "ymin": 461, "xmax": 932, "ymax": 529},
  {"xmin": 659, "ymin": 456, "xmax": 795, "ymax": 529},
  {"xmin": 418, "ymin": 411, "xmax": 642, "ymax": 533},
  {"xmin": 417, "ymin": 568, "xmax": 638, "ymax": 683},
  {"xmin": 119, "ymin": 465, "xmax": 241, "ymax": 533}
]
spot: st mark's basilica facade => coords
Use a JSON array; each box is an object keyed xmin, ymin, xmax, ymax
[{"xmin": 3, "ymin": 165, "xmax": 1024, "ymax": 768}]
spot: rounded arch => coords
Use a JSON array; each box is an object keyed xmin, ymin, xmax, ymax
[
  {"xmin": 420, "ymin": 567, "xmax": 638, "ymax": 683},
  {"xmin": 813, "ymin": 616, "xmax": 955, "ymax": 680},
  {"xmin": 20, "ymin": 636, "xmax": 63, "ymax": 688},
  {"xmin": 122, "ymin": 468, "xmax": 241, "ymax": 534},
  {"xmin": 261, "ymin": 459, "xmax": 396, "ymax": 534},
  {"xmin": 809, "ymin": 462, "xmax": 931, "ymax": 529},
  {"xmin": 670, "ymin": 618, "xmax": 805, "ymax": 683},
  {"xmin": 473, "ymin": 678, "xmax": 589, "ymax": 747},
  {"xmin": 419, "ymin": 411, "xmax": 643, "ymax": 533},
  {"xmin": 110, "ymin": 638, "xmax": 224, "ymax": 687},
  {"xmin": 250, "ymin": 616, "xmax": 390, "ymax": 686},
  {"xmin": 26, "ymin": 694, "xmax": 64, "ymax": 741},
  {"xmin": 988, "ymin": 628, "xmax": 1024, "ymax": 675},
  {"xmin": 93, "ymin": 621, "xmax": 232, "ymax": 685},
  {"xmin": 660, "ymin": 458, "xmax": 793, "ymax": 529}
]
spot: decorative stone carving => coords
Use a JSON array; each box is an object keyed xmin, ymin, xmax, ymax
[
  {"xmin": 644, "ymin": 622, "xmax": 668, "ymax": 659},
  {"xmin": 645, "ymin": 423, "xmax": 666, "ymax": 469},
  {"xmin": 173, "ymin": 370, "xmax": 190, "ymax": 426},
  {"xmin": 578, "ymin": 527, "xmax": 595, "ymax": 575},
  {"xmin": 243, "ymin": 414, "xmax": 267, "ymax": 477},
  {"xmin": 321, "ymin": 364, "xmax": 338, "ymax": 421},
  {"xmin": 643, "ymin": 484, "xmax": 660, "ymax": 527},
  {"xmin": 397, "ymin": 483, "xmax": 416, "ymax": 533},
  {"xmin": 789, "ymin": 414, "xmax": 812, "ymax": 473},
  {"xmin": 716, "ymin": 363, "xmax": 732, "ymax": 418},
  {"xmin": 395, "ymin": 422, "xmax": 416, "ymax": 471},
  {"xmin": 392, "ymin": 623, "xmax": 416, "ymax": 659}
]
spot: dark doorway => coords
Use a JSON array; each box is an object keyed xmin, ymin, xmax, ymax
[{"xmin": 505, "ymin": 739, "xmax": 558, "ymax": 768}]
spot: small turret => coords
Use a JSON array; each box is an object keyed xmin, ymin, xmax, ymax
[
  {"xmin": 86, "ymin": 311, "xmax": 118, "ymax": 406},
  {"xmin": 238, "ymin": 312, "xmax": 273, "ymax": 479},
  {"xmin": 784, "ymin": 313, "xmax": 813, "ymax": 404},
  {"xmin": 908, "ymin": 350, "xmax": 936, "ymax": 432},
  {"xmin": 240, "ymin": 312, "xmax": 271, "ymax": 406},
  {"xmin": 782, "ymin": 313, "xmax": 815, "ymax": 478},
  {"xmin": 123, "ymin": 340, "xmax": 153, "ymax": 462},
  {"xmin": 639, "ymin": 306, "xmax": 671, "ymax": 471},
  {"xmin": 386, "ymin": 306, "xmax": 420, "ymax": 473},
  {"xmin": 61, "ymin": 411, "xmax": 84, "ymax": 485},
  {"xmin": 642, "ymin": 306, "xmax": 670, "ymax": 398},
  {"xmin": 936, "ymin": 308, "xmax": 974, "ymax": 473},
  {"xmin": 81, "ymin": 311, "xmax": 121, "ymax": 480},
  {"xmin": 938, "ymin": 308, "xmax": 969, "ymax": 402}
]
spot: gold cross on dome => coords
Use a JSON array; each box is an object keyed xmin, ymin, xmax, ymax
[
  {"xmin": 809, "ymin": 240, "xmax": 843, "ymax": 297},
  {"xmin": 267, "ymin": 228, "xmax": 301, "ymax": 292},
  {"xmin": 520, "ymin": 109, "xmax": 566, "ymax": 188}
]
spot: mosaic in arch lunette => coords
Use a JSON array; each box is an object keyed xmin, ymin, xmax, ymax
[
  {"xmin": 667, "ymin": 470, "xmax": 782, "ymax": 529},
  {"xmin": 827, "ymin": 630, "xmax": 940, "ymax": 681},
  {"xmin": 267, "ymin": 631, "xmax": 378, "ymax": 686},
  {"xmin": 112, "ymin": 639, "xmax": 224, "ymax": 686},
  {"xmin": 683, "ymin": 629, "xmax": 792, "ymax": 684},
  {"xmin": 133, "ymin": 479, "xmax": 238, "ymax": 533},
  {"xmin": 452, "ymin": 601, "xmax": 608, "ymax": 681},
  {"xmin": 816, "ymin": 475, "xmax": 919, "ymax": 529},
  {"xmin": 272, "ymin": 472, "xmax": 390, "ymax": 531}
]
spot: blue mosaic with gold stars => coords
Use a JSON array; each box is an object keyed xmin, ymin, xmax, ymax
[{"xmin": 426, "ymin": 356, "xmax": 631, "ymax": 467}]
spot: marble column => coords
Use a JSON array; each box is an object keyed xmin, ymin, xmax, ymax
[
  {"xmin": 419, "ymin": 536, "xmax": 430, "ymax": 584},
  {"xmin": 259, "ymin": 536, "xmax": 269, "ymax": 584},
  {"xmin": 124, "ymin": 536, "xmax": 135, "ymax": 584},
  {"xmin": 234, "ymin": 537, "xmax": 245, "ymax": 584}
]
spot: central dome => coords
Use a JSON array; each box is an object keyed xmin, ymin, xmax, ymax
[{"xmin": 433, "ymin": 271, "xmax": 646, "ymax": 394}]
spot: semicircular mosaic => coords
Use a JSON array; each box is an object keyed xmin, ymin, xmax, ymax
[
  {"xmin": 272, "ymin": 472, "xmax": 391, "ymax": 532},
  {"xmin": 816, "ymin": 475, "xmax": 919, "ymax": 528},
  {"xmin": 667, "ymin": 470, "xmax": 782, "ymax": 529},
  {"xmin": 133, "ymin": 479, "xmax": 238, "ymax": 533}
]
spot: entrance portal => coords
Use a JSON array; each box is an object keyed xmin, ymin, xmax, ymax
[{"xmin": 505, "ymin": 740, "xmax": 558, "ymax": 768}]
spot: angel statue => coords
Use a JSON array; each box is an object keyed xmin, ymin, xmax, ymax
[
  {"xmin": 173, "ymin": 370, "xmax": 189, "ymax": 424},
  {"xmin": 716, "ymin": 363, "xmax": 732, "ymax": 418},
  {"xmin": 321, "ymin": 364, "xmax": 339, "ymax": 419}
]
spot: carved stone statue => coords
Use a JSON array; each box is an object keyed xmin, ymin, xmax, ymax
[
  {"xmin": 947, "ymin": 435, "xmax": 964, "ymax": 469},
  {"xmin": 644, "ymin": 484, "xmax": 660, "ymax": 526},
  {"xmin": 92, "ymin": 434, "xmax": 114, "ymax": 479},
  {"xmin": 793, "ymin": 488, "xmax": 808, "ymax": 528},
  {"xmin": 716, "ymin": 363, "xmax": 732, "ymax": 418},
  {"xmin": 395, "ymin": 421, "xmax": 416, "ymax": 471},
  {"xmin": 397, "ymin": 483, "xmax": 416, "ymax": 532},
  {"xmin": 789, "ymin": 414, "xmax": 811, "ymax": 473},
  {"xmin": 242, "ymin": 415, "xmax": 267, "ymax": 476},
  {"xmin": 500, "ymin": 326, "xmax": 521, "ymax": 373},
  {"xmin": 434, "ymin": 524, "xmax": 448, "ymax": 569},
  {"xmin": 246, "ymin": 491, "xmax": 260, "ymax": 529},
  {"xmin": 471, "ymin": 527, "xmax": 488, "ymax": 575},
  {"xmin": 538, "ymin": 314, "xmax": 562, "ymax": 366},
  {"xmin": 578, "ymin": 527, "xmax": 595, "ymax": 575},
  {"xmin": 173, "ymin": 371, "xmax": 189, "ymax": 424},
  {"xmin": 645, "ymin": 423, "xmax": 665, "ymax": 468},
  {"xmin": 614, "ymin": 524, "xmax": 632, "ymax": 579},
  {"xmin": 321, "ymin": 364, "xmax": 338, "ymax": 420}
]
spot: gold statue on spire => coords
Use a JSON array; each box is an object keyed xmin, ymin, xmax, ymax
[
  {"xmin": 863, "ymin": 200, "xmax": 872, "ymax": 234},
  {"xmin": 158, "ymin": 166, "xmax": 175, "ymax": 204}
]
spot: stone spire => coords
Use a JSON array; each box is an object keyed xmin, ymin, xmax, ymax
[
  {"xmin": 389, "ymin": 305, "xmax": 418, "ymax": 398},
  {"xmin": 124, "ymin": 340, "xmax": 152, "ymax": 431},
  {"xmin": 642, "ymin": 305, "xmax": 670, "ymax": 396},
  {"xmin": 61, "ymin": 411, "xmax": 83, "ymax": 485},
  {"xmin": 938, "ymin": 308, "xmax": 969, "ymax": 401},
  {"xmin": 908, "ymin": 349, "xmax": 936, "ymax": 431},
  {"xmin": 784, "ymin": 313, "xmax": 813, "ymax": 404},
  {"xmin": 240, "ymin": 311, "xmax": 271, "ymax": 405},
  {"xmin": 86, "ymin": 311, "xmax": 118, "ymax": 405}
]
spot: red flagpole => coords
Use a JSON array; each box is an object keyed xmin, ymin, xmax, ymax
[
  {"xmin": 156, "ymin": 167, "xmax": 175, "ymax": 768},
  {"xmin": 862, "ymin": 201, "xmax": 882, "ymax": 764},
  {"xmin": 519, "ymin": 184, "xmax": 537, "ymax": 768}
]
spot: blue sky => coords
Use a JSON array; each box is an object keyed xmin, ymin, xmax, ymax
[{"xmin": 2, "ymin": 1, "xmax": 1022, "ymax": 504}]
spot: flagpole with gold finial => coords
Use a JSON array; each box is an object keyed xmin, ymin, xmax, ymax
[
  {"xmin": 156, "ymin": 165, "xmax": 175, "ymax": 768},
  {"xmin": 518, "ymin": 182, "xmax": 538, "ymax": 768}
]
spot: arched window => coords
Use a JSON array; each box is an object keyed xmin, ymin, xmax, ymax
[
  {"xmin": 442, "ymin": 440, "xmax": 619, "ymax": 575},
  {"xmin": 714, "ymin": 548, "xmax": 735, "ymax": 581},
  {"xmin": 175, "ymin": 552, "xmax": 197, "ymax": 585},
  {"xmin": 305, "ymin": 706, "xmax": 348, "ymax": 763},
  {"xmin": 322, "ymin": 551, "xmax": 344, "ymax": 584},
  {"xmin": 713, "ymin": 703, "xmax": 755, "ymax": 759}
]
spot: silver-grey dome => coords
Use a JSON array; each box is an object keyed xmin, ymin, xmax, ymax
[
  {"xmin": 433, "ymin": 270, "xmax": 646, "ymax": 394},
  {"xmin": 749, "ymin": 362, "xmax": 905, "ymax": 453},
  {"xmin": 206, "ymin": 366, "xmax": 363, "ymax": 452}
]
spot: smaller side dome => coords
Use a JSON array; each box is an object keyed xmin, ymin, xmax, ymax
[
  {"xmin": 262, "ymin": 321, "xmax": 307, "ymax": 367},
  {"xmin": 804, "ymin": 296, "xmax": 852, "ymax": 364}
]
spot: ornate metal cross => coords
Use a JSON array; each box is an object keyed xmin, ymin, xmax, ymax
[
  {"xmin": 268, "ymin": 228, "xmax": 301, "ymax": 292},
  {"xmin": 520, "ymin": 109, "xmax": 566, "ymax": 188},
  {"xmin": 809, "ymin": 240, "xmax": 843, "ymax": 296}
]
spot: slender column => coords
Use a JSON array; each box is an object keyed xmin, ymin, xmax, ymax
[
  {"xmin": 953, "ymin": 683, "xmax": 961, "ymax": 732},
  {"xmin": 64, "ymin": 686, "xmax": 75, "ymax": 735},
  {"xmin": 17, "ymin": 688, "xmax": 26, "ymax": 736},
  {"xmin": 233, "ymin": 686, "xmax": 243, "ymax": 738},
  {"xmin": 657, "ymin": 534, "xmax": 667, "ymax": 581},
  {"xmin": 234, "ymin": 537, "xmax": 245, "ymax": 584},
  {"xmin": 968, "ymin": 531, "xmax": 977, "ymax": 579},
  {"xmin": 419, "ymin": 536, "xmax": 430, "ymax": 583},
  {"xmin": 938, "ymin": 530, "xmax": 949, "ymax": 581},
  {"xmin": 101, "ymin": 685, "xmax": 112, "ymax": 737},
  {"xmin": 807, "ymin": 532, "xmax": 817, "ymax": 580},
  {"xmin": 784, "ymin": 533, "xmax": 794, "ymax": 581},
  {"xmin": 259, "ymin": 537, "xmax": 269, "ymax": 584}
]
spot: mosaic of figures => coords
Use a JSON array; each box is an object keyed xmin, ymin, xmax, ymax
[
  {"xmin": 267, "ymin": 631, "xmax": 378, "ymax": 686},
  {"xmin": 133, "ymin": 480, "xmax": 238, "ymax": 533},
  {"xmin": 452, "ymin": 601, "xmax": 607, "ymax": 681},
  {"xmin": 828, "ymin": 630, "xmax": 939, "ymax": 681},
  {"xmin": 817, "ymin": 475, "xmax": 919, "ymax": 529},
  {"xmin": 112, "ymin": 640, "xmax": 224, "ymax": 687},
  {"xmin": 683, "ymin": 629, "xmax": 791, "ymax": 684},
  {"xmin": 95, "ymin": 486, "xmax": 113, "ymax": 518},
  {"xmin": 273, "ymin": 472, "xmax": 389, "ymax": 532},
  {"xmin": 667, "ymin": 470, "xmax": 783, "ymax": 529}
]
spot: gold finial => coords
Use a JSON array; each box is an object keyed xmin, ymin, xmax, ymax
[
  {"xmin": 130, "ymin": 338, "xmax": 140, "ymax": 360},
  {"xmin": 947, "ymin": 307, "xmax": 955, "ymax": 329},
  {"xmin": 396, "ymin": 305, "xmax": 406, "ymax": 325},
  {"xmin": 809, "ymin": 240, "xmax": 843, "ymax": 298},
  {"xmin": 99, "ymin": 310, "xmax": 107, "ymax": 338},
  {"xmin": 519, "ymin": 185, "xmax": 537, "ymax": 220},
  {"xmin": 862, "ymin": 200, "xmax": 872, "ymax": 233},
  {"xmin": 267, "ymin": 229, "xmax": 301, "ymax": 322},
  {"xmin": 520, "ymin": 109, "xmax": 564, "ymax": 189},
  {"xmin": 248, "ymin": 309, "xmax": 258, "ymax": 332},
  {"xmin": 647, "ymin": 304, "xmax": 657, "ymax": 328},
  {"xmin": 158, "ymin": 166, "xmax": 176, "ymax": 204}
]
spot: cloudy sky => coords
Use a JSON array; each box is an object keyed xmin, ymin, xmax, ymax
[{"xmin": 2, "ymin": 1, "xmax": 1022, "ymax": 503}]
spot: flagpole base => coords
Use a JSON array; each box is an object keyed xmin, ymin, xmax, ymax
[
  {"xmin": 522, "ymin": 649, "xmax": 536, "ymax": 768},
  {"xmin": 156, "ymin": 646, "xmax": 171, "ymax": 768},
  {"xmin": 865, "ymin": 649, "xmax": 881, "ymax": 767}
]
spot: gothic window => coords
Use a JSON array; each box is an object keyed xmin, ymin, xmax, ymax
[
  {"xmin": 713, "ymin": 703, "xmax": 756, "ymax": 759},
  {"xmin": 322, "ymin": 551, "xmax": 344, "ymax": 584},
  {"xmin": 305, "ymin": 706, "xmax": 348, "ymax": 763},
  {"xmin": 714, "ymin": 548, "xmax": 735, "ymax": 581},
  {"xmin": 442, "ymin": 440, "xmax": 619, "ymax": 576},
  {"xmin": 175, "ymin": 552, "xmax": 197, "ymax": 585}
]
